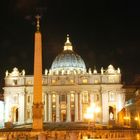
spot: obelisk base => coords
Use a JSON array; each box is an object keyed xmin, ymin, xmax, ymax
[{"xmin": 32, "ymin": 103, "xmax": 43, "ymax": 131}]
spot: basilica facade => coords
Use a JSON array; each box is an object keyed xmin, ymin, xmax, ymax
[{"xmin": 3, "ymin": 35, "xmax": 125, "ymax": 126}]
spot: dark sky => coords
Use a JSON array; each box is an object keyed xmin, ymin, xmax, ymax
[{"xmin": 0, "ymin": 0, "xmax": 140, "ymax": 90}]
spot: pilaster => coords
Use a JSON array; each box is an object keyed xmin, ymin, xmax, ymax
[
  {"xmin": 19, "ymin": 92, "xmax": 25, "ymax": 124},
  {"xmin": 56, "ymin": 94, "xmax": 60, "ymax": 122},
  {"xmin": 79, "ymin": 93, "xmax": 83, "ymax": 121},
  {"xmin": 44, "ymin": 93, "xmax": 47, "ymax": 122},
  {"xmin": 66, "ymin": 94, "xmax": 71, "ymax": 122},
  {"xmin": 48, "ymin": 94, "xmax": 52, "ymax": 122},
  {"xmin": 102, "ymin": 91, "xmax": 109, "ymax": 124},
  {"xmin": 75, "ymin": 93, "xmax": 79, "ymax": 121}
]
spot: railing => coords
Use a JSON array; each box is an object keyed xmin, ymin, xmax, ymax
[{"xmin": 0, "ymin": 129, "xmax": 140, "ymax": 140}]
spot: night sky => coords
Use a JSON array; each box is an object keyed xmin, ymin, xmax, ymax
[{"xmin": 0, "ymin": 0, "xmax": 140, "ymax": 91}]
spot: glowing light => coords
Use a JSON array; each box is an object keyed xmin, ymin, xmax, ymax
[
  {"xmin": 70, "ymin": 79, "xmax": 74, "ymax": 83},
  {"xmin": 110, "ymin": 112, "xmax": 114, "ymax": 120},
  {"xmin": 93, "ymin": 69, "xmax": 97, "ymax": 74},
  {"xmin": 136, "ymin": 134, "xmax": 140, "ymax": 139},
  {"xmin": 95, "ymin": 106, "xmax": 101, "ymax": 113},
  {"xmin": 123, "ymin": 116, "xmax": 130, "ymax": 120},
  {"xmin": 52, "ymin": 94, "xmax": 56, "ymax": 102},
  {"xmin": 135, "ymin": 117, "xmax": 138, "ymax": 121},
  {"xmin": 45, "ymin": 69, "xmax": 48, "ymax": 75},
  {"xmin": 52, "ymin": 79, "xmax": 56, "ymax": 84},
  {"xmin": 94, "ymin": 79, "xmax": 98, "ymax": 83},
  {"xmin": 84, "ymin": 103, "xmax": 101, "ymax": 122},
  {"xmin": 90, "ymin": 103, "xmax": 95, "ymax": 109},
  {"xmin": 84, "ymin": 105, "xmax": 94, "ymax": 120},
  {"xmin": 83, "ymin": 79, "xmax": 88, "ymax": 83}
]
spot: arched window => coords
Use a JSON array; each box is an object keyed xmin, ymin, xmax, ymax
[
  {"xmin": 11, "ymin": 107, "xmax": 18, "ymax": 123},
  {"xmin": 52, "ymin": 94, "xmax": 56, "ymax": 102},
  {"xmin": 71, "ymin": 94, "xmax": 74, "ymax": 102}
]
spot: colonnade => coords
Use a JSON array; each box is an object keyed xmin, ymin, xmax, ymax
[{"xmin": 44, "ymin": 92, "xmax": 80, "ymax": 122}]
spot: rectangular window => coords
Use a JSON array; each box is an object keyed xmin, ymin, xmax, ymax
[
  {"xmin": 70, "ymin": 79, "xmax": 74, "ymax": 83},
  {"xmin": 83, "ymin": 79, "xmax": 88, "ymax": 83},
  {"xmin": 52, "ymin": 79, "xmax": 56, "ymax": 84},
  {"xmin": 28, "ymin": 96, "xmax": 30, "ymax": 103},
  {"xmin": 13, "ymin": 79, "xmax": 17, "ymax": 85},
  {"xmin": 82, "ymin": 92, "xmax": 88, "ymax": 103},
  {"xmin": 27, "ymin": 80, "xmax": 32, "ymax": 85},
  {"xmin": 71, "ymin": 94, "xmax": 74, "ymax": 102},
  {"xmin": 94, "ymin": 79, "xmax": 98, "ymax": 84},
  {"xmin": 60, "ymin": 95, "xmax": 66, "ymax": 102}
]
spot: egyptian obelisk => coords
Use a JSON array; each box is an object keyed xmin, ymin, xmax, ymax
[{"xmin": 32, "ymin": 15, "xmax": 43, "ymax": 130}]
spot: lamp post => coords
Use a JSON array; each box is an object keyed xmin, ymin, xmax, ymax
[
  {"xmin": 84, "ymin": 107, "xmax": 94, "ymax": 130},
  {"xmin": 84, "ymin": 103, "xmax": 101, "ymax": 130},
  {"xmin": 134, "ymin": 116, "xmax": 139, "ymax": 128}
]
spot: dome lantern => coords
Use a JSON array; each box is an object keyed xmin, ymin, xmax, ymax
[
  {"xmin": 51, "ymin": 35, "xmax": 86, "ymax": 74},
  {"xmin": 64, "ymin": 34, "xmax": 73, "ymax": 51}
]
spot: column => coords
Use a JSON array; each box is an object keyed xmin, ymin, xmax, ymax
[
  {"xmin": 90, "ymin": 92, "xmax": 95, "ymax": 122},
  {"xmin": 48, "ymin": 93, "xmax": 52, "ymax": 122},
  {"xmin": 44, "ymin": 93, "xmax": 47, "ymax": 122},
  {"xmin": 4, "ymin": 93, "xmax": 10, "ymax": 122},
  {"xmin": 67, "ymin": 94, "xmax": 71, "ymax": 122},
  {"xmin": 19, "ymin": 92, "xmax": 25, "ymax": 124},
  {"xmin": 74, "ymin": 93, "xmax": 79, "ymax": 121},
  {"xmin": 56, "ymin": 94, "xmax": 60, "ymax": 122},
  {"xmin": 102, "ymin": 92, "xmax": 109, "ymax": 125},
  {"xmin": 79, "ymin": 93, "xmax": 83, "ymax": 121},
  {"xmin": 90, "ymin": 92, "xmax": 94, "ymax": 104}
]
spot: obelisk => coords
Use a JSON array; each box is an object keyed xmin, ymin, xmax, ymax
[{"xmin": 32, "ymin": 15, "xmax": 43, "ymax": 130}]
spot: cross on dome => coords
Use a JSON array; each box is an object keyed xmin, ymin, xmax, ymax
[{"xmin": 64, "ymin": 34, "xmax": 73, "ymax": 51}]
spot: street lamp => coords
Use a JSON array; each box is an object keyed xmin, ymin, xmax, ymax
[
  {"xmin": 134, "ymin": 116, "xmax": 139, "ymax": 128},
  {"xmin": 84, "ymin": 106, "xmax": 94, "ymax": 130},
  {"xmin": 123, "ymin": 116, "xmax": 130, "ymax": 127},
  {"xmin": 84, "ymin": 103, "xmax": 101, "ymax": 130}
]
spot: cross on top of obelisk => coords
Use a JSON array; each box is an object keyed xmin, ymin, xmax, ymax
[{"xmin": 35, "ymin": 15, "xmax": 41, "ymax": 31}]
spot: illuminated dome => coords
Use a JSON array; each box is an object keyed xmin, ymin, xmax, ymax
[{"xmin": 51, "ymin": 35, "xmax": 86, "ymax": 74}]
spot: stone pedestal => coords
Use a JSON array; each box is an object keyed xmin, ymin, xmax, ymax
[{"xmin": 32, "ymin": 103, "xmax": 43, "ymax": 130}]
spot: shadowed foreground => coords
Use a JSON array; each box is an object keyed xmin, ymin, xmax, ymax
[{"xmin": 0, "ymin": 122, "xmax": 140, "ymax": 140}]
